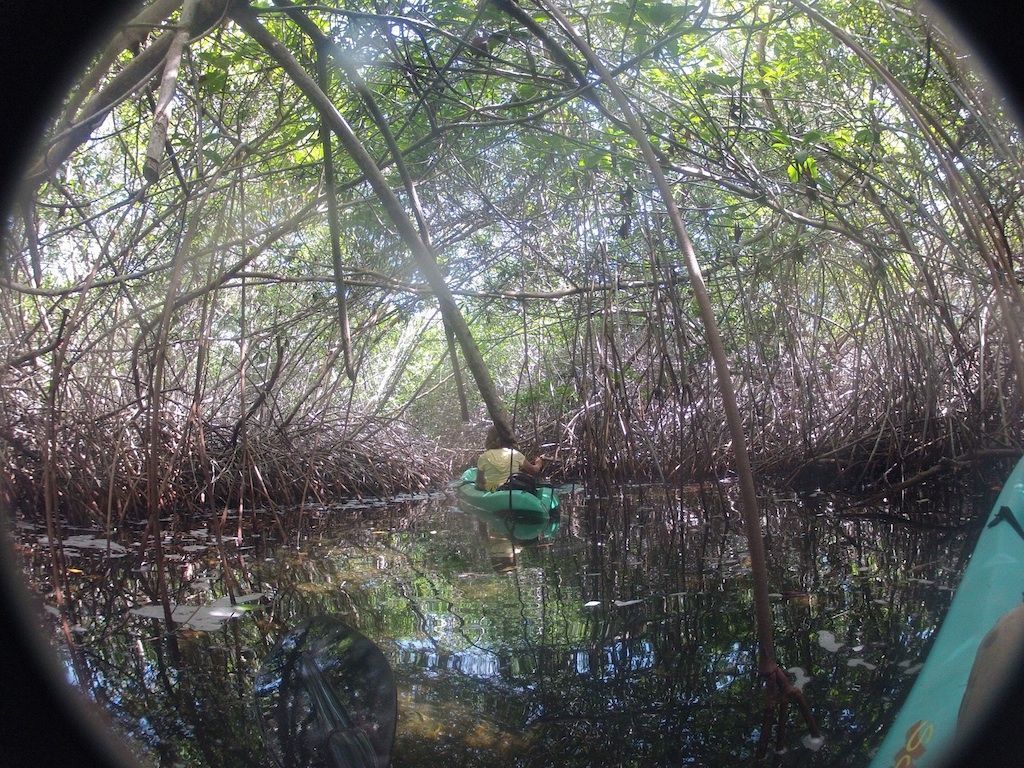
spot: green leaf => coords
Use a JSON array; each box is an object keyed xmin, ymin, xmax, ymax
[
  {"xmin": 703, "ymin": 72, "xmax": 740, "ymax": 89},
  {"xmin": 639, "ymin": 2, "xmax": 693, "ymax": 26},
  {"xmin": 827, "ymin": 128, "xmax": 854, "ymax": 148},
  {"xmin": 517, "ymin": 83, "xmax": 540, "ymax": 102},
  {"xmin": 198, "ymin": 51, "xmax": 232, "ymax": 70},
  {"xmin": 786, "ymin": 163, "xmax": 799, "ymax": 183},
  {"xmin": 292, "ymin": 144, "xmax": 324, "ymax": 165},
  {"xmin": 201, "ymin": 69, "xmax": 228, "ymax": 92},
  {"xmin": 580, "ymin": 149, "xmax": 612, "ymax": 170},
  {"xmin": 855, "ymin": 128, "xmax": 880, "ymax": 144},
  {"xmin": 605, "ymin": 2, "xmax": 635, "ymax": 25}
]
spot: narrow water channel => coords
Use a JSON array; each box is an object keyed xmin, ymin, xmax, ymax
[{"xmin": 12, "ymin": 481, "xmax": 988, "ymax": 767}]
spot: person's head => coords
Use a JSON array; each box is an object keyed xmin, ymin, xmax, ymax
[{"xmin": 485, "ymin": 425, "xmax": 514, "ymax": 450}]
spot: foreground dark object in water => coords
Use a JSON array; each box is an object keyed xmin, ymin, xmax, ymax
[{"xmin": 255, "ymin": 616, "xmax": 397, "ymax": 768}]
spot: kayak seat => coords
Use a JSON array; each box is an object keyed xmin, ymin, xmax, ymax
[{"xmin": 497, "ymin": 472, "xmax": 538, "ymax": 495}]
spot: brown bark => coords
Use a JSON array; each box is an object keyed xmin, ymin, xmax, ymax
[
  {"xmin": 143, "ymin": 0, "xmax": 198, "ymax": 182},
  {"xmin": 55, "ymin": 0, "xmax": 183, "ymax": 140},
  {"xmin": 281, "ymin": 0, "xmax": 470, "ymax": 416}
]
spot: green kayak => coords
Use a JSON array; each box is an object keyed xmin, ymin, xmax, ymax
[
  {"xmin": 456, "ymin": 467, "xmax": 559, "ymax": 522},
  {"xmin": 869, "ymin": 455, "xmax": 1024, "ymax": 767},
  {"xmin": 468, "ymin": 503, "xmax": 561, "ymax": 543}
]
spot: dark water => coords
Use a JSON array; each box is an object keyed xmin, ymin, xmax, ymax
[{"xmin": 13, "ymin": 481, "xmax": 988, "ymax": 767}]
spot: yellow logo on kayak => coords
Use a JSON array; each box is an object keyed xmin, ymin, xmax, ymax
[{"xmin": 893, "ymin": 720, "xmax": 934, "ymax": 767}]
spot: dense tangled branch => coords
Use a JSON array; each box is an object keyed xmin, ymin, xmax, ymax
[{"xmin": 2, "ymin": 0, "xmax": 1022, "ymax": 528}]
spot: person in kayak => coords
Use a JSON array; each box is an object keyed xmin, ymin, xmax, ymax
[{"xmin": 476, "ymin": 425, "xmax": 544, "ymax": 492}]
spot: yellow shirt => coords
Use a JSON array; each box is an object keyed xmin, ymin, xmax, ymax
[{"xmin": 477, "ymin": 447, "xmax": 526, "ymax": 491}]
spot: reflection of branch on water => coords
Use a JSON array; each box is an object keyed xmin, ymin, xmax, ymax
[
  {"xmin": 369, "ymin": 535, "xmax": 467, "ymax": 655},
  {"xmin": 528, "ymin": 700, "xmax": 704, "ymax": 726},
  {"xmin": 832, "ymin": 507, "xmax": 967, "ymax": 528},
  {"xmin": 14, "ymin": 486, "xmax": 982, "ymax": 764}
]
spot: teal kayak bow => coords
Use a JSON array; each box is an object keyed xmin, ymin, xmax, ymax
[{"xmin": 869, "ymin": 456, "xmax": 1024, "ymax": 767}]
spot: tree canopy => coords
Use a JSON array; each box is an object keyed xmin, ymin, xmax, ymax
[{"xmin": 2, "ymin": 0, "xmax": 1023, "ymax": 523}]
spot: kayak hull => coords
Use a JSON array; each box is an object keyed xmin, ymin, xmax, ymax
[
  {"xmin": 468, "ymin": 504, "xmax": 560, "ymax": 542},
  {"xmin": 869, "ymin": 456, "xmax": 1024, "ymax": 768},
  {"xmin": 456, "ymin": 467, "xmax": 559, "ymax": 523}
]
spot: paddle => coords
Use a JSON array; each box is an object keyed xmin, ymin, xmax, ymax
[{"xmin": 255, "ymin": 616, "xmax": 397, "ymax": 768}]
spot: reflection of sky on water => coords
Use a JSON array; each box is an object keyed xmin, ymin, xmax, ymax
[
  {"xmin": 571, "ymin": 638, "xmax": 657, "ymax": 677},
  {"xmin": 397, "ymin": 638, "xmax": 502, "ymax": 678}
]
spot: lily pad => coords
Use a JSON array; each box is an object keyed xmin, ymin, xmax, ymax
[{"xmin": 613, "ymin": 599, "xmax": 644, "ymax": 607}]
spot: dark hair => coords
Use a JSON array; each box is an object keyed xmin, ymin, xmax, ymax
[{"xmin": 485, "ymin": 425, "xmax": 515, "ymax": 449}]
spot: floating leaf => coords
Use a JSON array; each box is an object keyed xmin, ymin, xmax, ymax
[
  {"xmin": 847, "ymin": 658, "xmax": 877, "ymax": 670},
  {"xmin": 787, "ymin": 666, "xmax": 811, "ymax": 690},
  {"xmin": 130, "ymin": 593, "xmax": 265, "ymax": 631},
  {"xmin": 802, "ymin": 735, "xmax": 826, "ymax": 752},
  {"xmin": 38, "ymin": 535, "xmax": 126, "ymax": 554},
  {"xmin": 816, "ymin": 630, "xmax": 843, "ymax": 652}
]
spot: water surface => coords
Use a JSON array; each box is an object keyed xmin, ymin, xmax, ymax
[{"xmin": 14, "ymin": 482, "xmax": 985, "ymax": 767}]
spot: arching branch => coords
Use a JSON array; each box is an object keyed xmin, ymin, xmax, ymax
[{"xmin": 231, "ymin": 0, "xmax": 516, "ymax": 441}]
